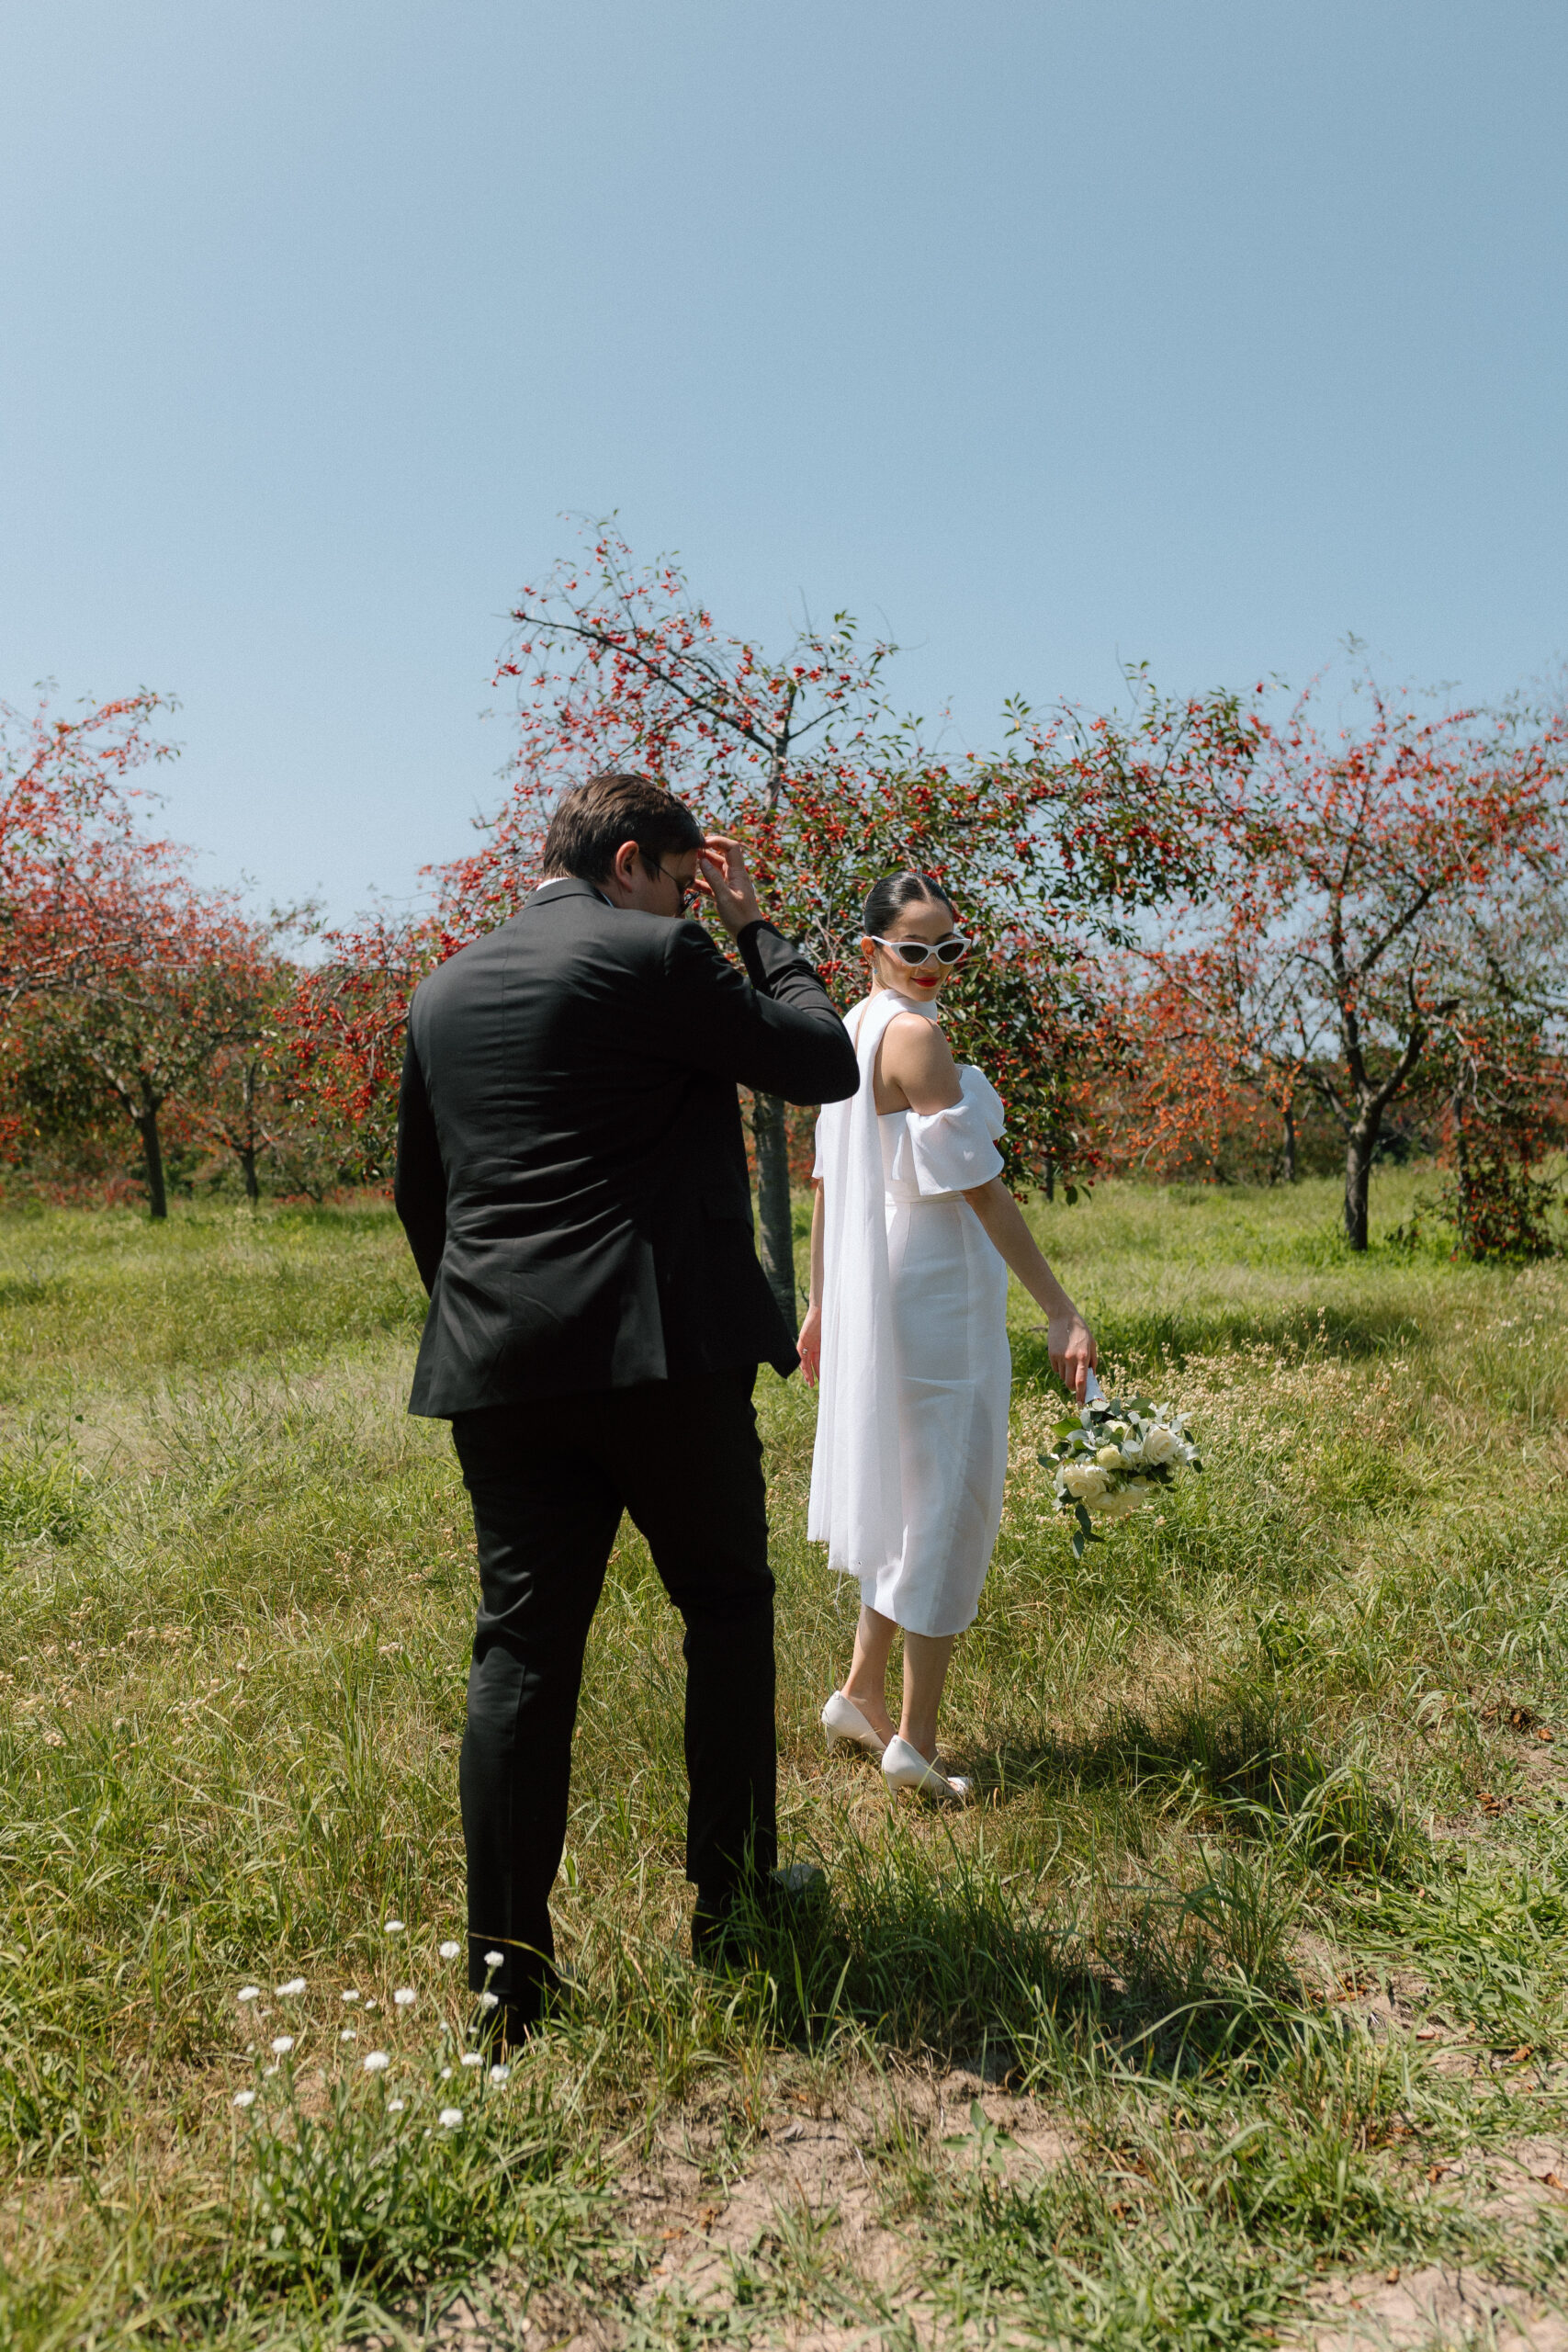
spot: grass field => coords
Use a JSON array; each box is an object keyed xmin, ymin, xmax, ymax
[{"xmin": 1, "ymin": 1176, "xmax": 1566, "ymax": 2350}]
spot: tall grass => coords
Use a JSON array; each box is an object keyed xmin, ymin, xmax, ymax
[{"xmin": 1, "ymin": 1176, "xmax": 1565, "ymax": 2346}]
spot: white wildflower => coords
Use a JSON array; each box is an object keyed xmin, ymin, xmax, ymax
[
  {"xmin": 270, "ymin": 2035, "xmax": 294, "ymax": 2054},
  {"xmin": 233, "ymin": 2088, "xmax": 256, "ymax": 2109},
  {"xmin": 439, "ymin": 1939, "xmax": 461, "ymax": 1960},
  {"xmin": 362, "ymin": 2051, "xmax": 390, "ymax": 2074},
  {"xmin": 393, "ymin": 1987, "xmax": 415, "ymax": 2007},
  {"xmin": 438, "ymin": 2107, "xmax": 463, "ymax": 2128},
  {"xmin": 441, "ymin": 2065, "xmax": 453, "ymax": 2079},
  {"xmin": 384, "ymin": 1918, "xmax": 405, "ymax": 1935},
  {"xmin": 276, "ymin": 1977, "xmax": 306, "ymax": 1997},
  {"xmin": 340, "ymin": 1988, "xmax": 360, "ymax": 2004},
  {"xmin": 483, "ymin": 1950, "xmax": 503, "ymax": 1968},
  {"xmin": 489, "ymin": 2064, "xmax": 511, "ymax": 2085},
  {"xmin": 237, "ymin": 1985, "xmax": 261, "ymax": 2004},
  {"xmin": 340, "ymin": 2028, "xmax": 357, "ymax": 2041},
  {"xmin": 478, "ymin": 1991, "xmax": 499, "ymax": 2010},
  {"xmin": 460, "ymin": 2051, "xmax": 482, "ymax": 2067},
  {"xmin": 388, "ymin": 2098, "xmax": 405, "ymax": 2113}
]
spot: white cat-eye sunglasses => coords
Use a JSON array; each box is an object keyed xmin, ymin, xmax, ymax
[{"xmin": 868, "ymin": 933, "xmax": 972, "ymax": 970}]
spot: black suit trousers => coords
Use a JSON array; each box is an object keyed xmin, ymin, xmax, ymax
[{"xmin": 450, "ymin": 1368, "xmax": 776, "ymax": 2016}]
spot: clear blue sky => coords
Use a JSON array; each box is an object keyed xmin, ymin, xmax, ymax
[{"xmin": 3, "ymin": 1, "xmax": 1563, "ymax": 925}]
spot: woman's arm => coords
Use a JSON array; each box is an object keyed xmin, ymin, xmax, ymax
[
  {"xmin": 963, "ymin": 1178, "xmax": 1097, "ymax": 1400},
  {"xmin": 797, "ymin": 1181, "xmax": 825, "ymax": 1385},
  {"xmin": 887, "ymin": 1012, "xmax": 1095, "ymax": 1391}
]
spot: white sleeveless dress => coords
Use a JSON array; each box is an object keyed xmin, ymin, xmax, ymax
[{"xmin": 807, "ymin": 990, "xmax": 1011, "ymax": 1638}]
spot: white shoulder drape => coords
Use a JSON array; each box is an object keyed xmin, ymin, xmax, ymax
[
  {"xmin": 884, "ymin": 1067, "xmax": 1007, "ymax": 1197},
  {"xmin": 807, "ymin": 991, "xmax": 907, "ymax": 1575}
]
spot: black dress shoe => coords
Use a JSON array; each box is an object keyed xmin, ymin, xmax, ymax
[
  {"xmin": 692, "ymin": 1862, "xmax": 829, "ymax": 1965},
  {"xmin": 470, "ymin": 1960, "xmax": 575, "ymax": 2048}
]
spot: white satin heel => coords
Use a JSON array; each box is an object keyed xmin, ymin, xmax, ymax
[
  {"xmin": 881, "ymin": 1736, "xmax": 973, "ymax": 1805},
  {"xmin": 821, "ymin": 1690, "xmax": 887, "ymax": 1756}
]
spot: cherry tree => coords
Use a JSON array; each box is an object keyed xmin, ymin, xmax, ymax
[
  {"xmin": 6, "ymin": 854, "xmax": 279, "ymax": 1217},
  {"xmin": 1416, "ymin": 858, "xmax": 1568, "ymax": 1254},
  {"xmin": 0, "ymin": 687, "xmax": 179, "ymax": 1006},
  {"xmin": 1138, "ymin": 667, "xmax": 1567, "ymax": 1247},
  {"xmin": 1086, "ymin": 956, "xmax": 1284, "ymax": 1182},
  {"xmin": 276, "ymin": 905, "xmax": 445, "ymax": 1192}
]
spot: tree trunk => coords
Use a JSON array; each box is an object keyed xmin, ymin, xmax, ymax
[
  {"xmin": 1043, "ymin": 1159, "xmax": 1056, "ymax": 1203},
  {"xmin": 240, "ymin": 1062, "xmax": 261, "ymax": 1205},
  {"xmin": 1343, "ymin": 1115, "xmax": 1377, "ymax": 1251},
  {"xmin": 137, "ymin": 1111, "xmax": 168, "ymax": 1221},
  {"xmin": 752, "ymin": 1091, "xmax": 798, "ymax": 1339},
  {"xmin": 1280, "ymin": 1096, "xmax": 1297, "ymax": 1185}
]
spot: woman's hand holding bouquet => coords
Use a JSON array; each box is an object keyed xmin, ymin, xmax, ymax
[{"xmin": 1041, "ymin": 1372, "xmax": 1201, "ymax": 1559}]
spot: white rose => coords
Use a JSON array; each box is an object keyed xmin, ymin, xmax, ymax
[
  {"xmin": 1094, "ymin": 1444, "xmax": 1122, "ymax": 1468},
  {"xmin": 1060, "ymin": 1461, "xmax": 1111, "ymax": 1502},
  {"xmin": 1141, "ymin": 1425, "xmax": 1178, "ymax": 1466},
  {"xmin": 1091, "ymin": 1490, "xmax": 1139, "ymax": 1521}
]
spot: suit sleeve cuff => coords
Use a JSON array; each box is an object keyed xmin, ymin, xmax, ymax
[{"xmin": 737, "ymin": 918, "xmax": 784, "ymax": 988}]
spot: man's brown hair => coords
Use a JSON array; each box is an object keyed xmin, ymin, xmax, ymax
[{"xmin": 539, "ymin": 771, "xmax": 704, "ymax": 886}]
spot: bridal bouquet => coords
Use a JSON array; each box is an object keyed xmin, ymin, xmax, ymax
[{"xmin": 1041, "ymin": 1377, "xmax": 1201, "ymax": 1559}]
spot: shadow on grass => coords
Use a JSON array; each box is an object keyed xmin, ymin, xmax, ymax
[
  {"xmin": 976, "ymin": 1691, "xmax": 1415, "ymax": 1879},
  {"xmin": 577, "ymin": 1828, "xmax": 1319, "ymax": 2087},
  {"xmin": 1011, "ymin": 1300, "xmax": 1422, "ymax": 1394}
]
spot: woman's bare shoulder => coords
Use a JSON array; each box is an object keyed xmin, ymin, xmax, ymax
[
  {"xmin": 880, "ymin": 1010, "xmax": 962, "ymax": 1109},
  {"xmin": 882, "ymin": 1008, "xmax": 954, "ymax": 1059}
]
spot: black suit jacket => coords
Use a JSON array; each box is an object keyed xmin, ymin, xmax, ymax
[{"xmin": 394, "ymin": 878, "xmax": 859, "ymax": 1416}]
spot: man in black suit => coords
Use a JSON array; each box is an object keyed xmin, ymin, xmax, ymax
[{"xmin": 395, "ymin": 771, "xmax": 858, "ymax": 2036}]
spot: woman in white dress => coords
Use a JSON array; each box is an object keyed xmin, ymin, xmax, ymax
[{"xmin": 798, "ymin": 873, "xmax": 1097, "ymax": 1803}]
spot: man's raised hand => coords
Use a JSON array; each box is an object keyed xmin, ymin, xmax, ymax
[{"xmin": 696, "ymin": 836, "xmax": 763, "ymax": 937}]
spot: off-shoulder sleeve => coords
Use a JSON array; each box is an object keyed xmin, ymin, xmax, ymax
[{"xmin": 900, "ymin": 1069, "xmax": 1005, "ymax": 1195}]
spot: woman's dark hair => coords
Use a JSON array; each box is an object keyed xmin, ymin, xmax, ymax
[
  {"xmin": 540, "ymin": 771, "xmax": 705, "ymax": 885},
  {"xmin": 861, "ymin": 870, "xmax": 956, "ymax": 936}
]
